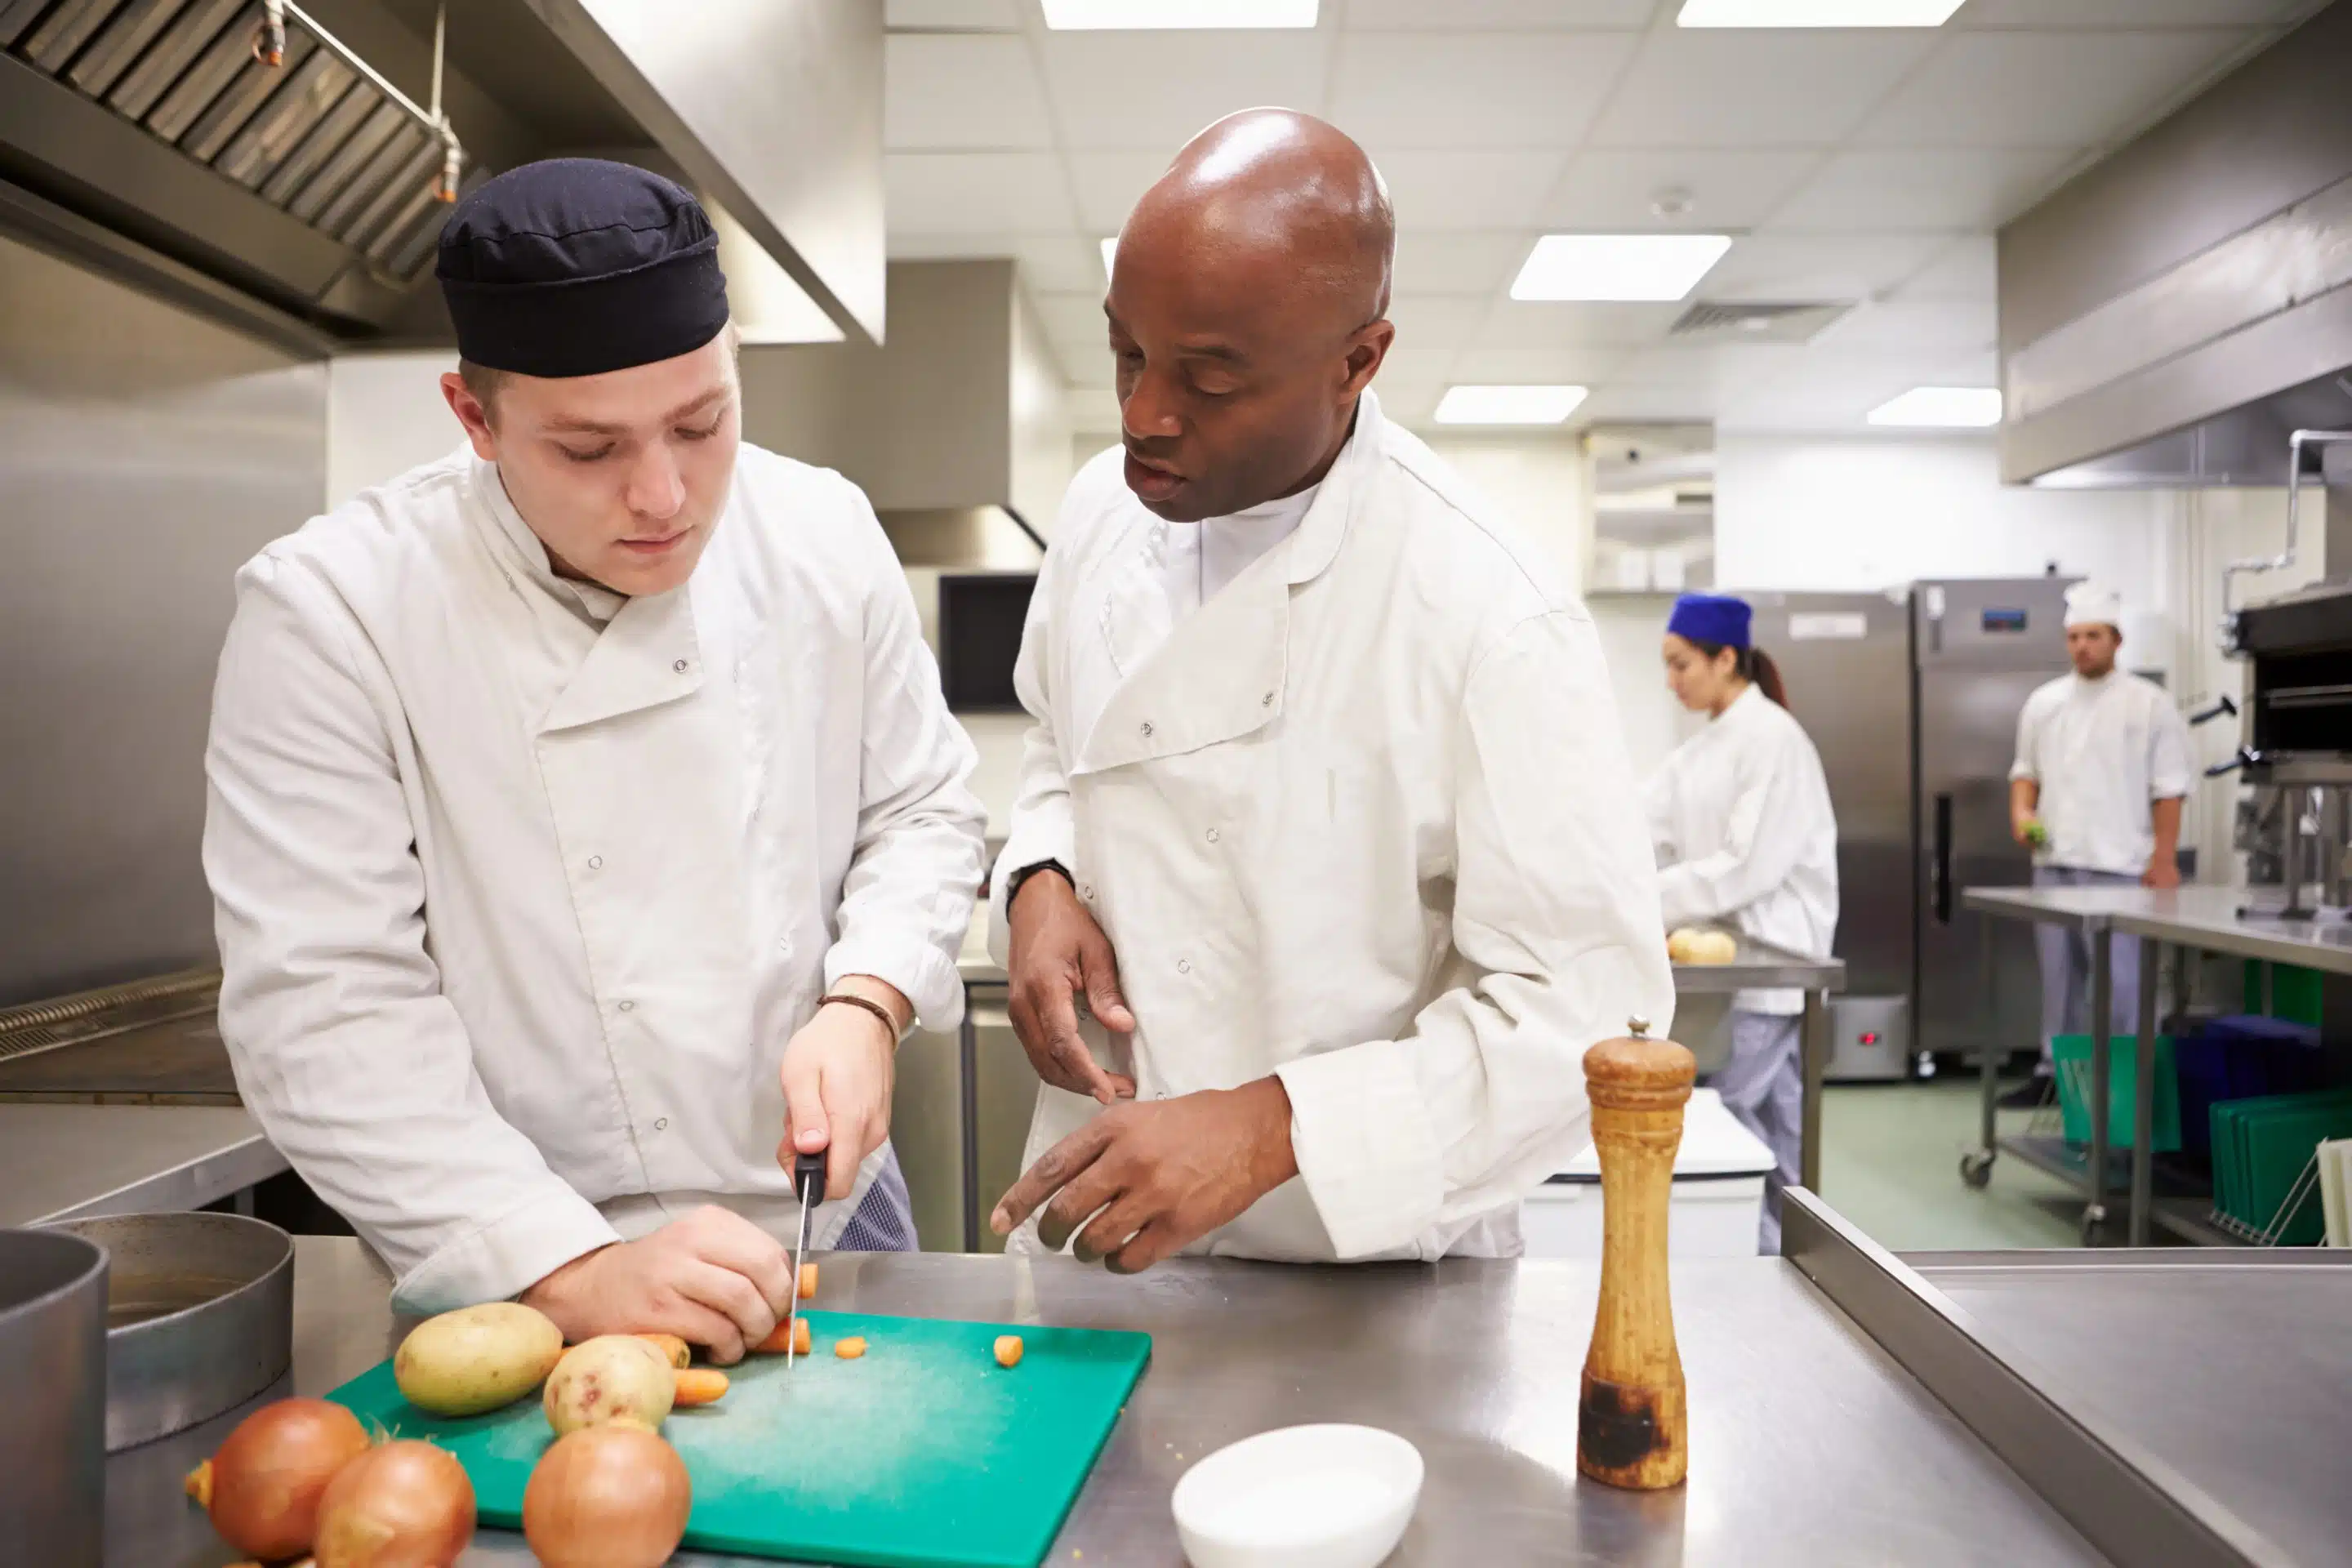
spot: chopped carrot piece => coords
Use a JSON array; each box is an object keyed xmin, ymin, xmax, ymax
[
  {"xmin": 994, "ymin": 1335, "xmax": 1023, "ymax": 1369},
  {"xmin": 635, "ymin": 1332, "xmax": 691, "ymax": 1369},
  {"xmin": 795, "ymin": 1317, "xmax": 811, "ymax": 1356},
  {"xmin": 751, "ymin": 1316, "xmax": 812, "ymax": 1356},
  {"xmin": 673, "ymin": 1369, "xmax": 729, "ymax": 1406},
  {"xmin": 834, "ymin": 1336, "xmax": 867, "ymax": 1360},
  {"xmin": 799, "ymin": 1261, "xmax": 818, "ymax": 1300}
]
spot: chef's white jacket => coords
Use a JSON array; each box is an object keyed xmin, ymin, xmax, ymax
[
  {"xmin": 1645, "ymin": 685, "xmax": 1841, "ymax": 1015},
  {"xmin": 2010, "ymin": 670, "xmax": 2194, "ymax": 877},
  {"xmin": 204, "ymin": 444, "xmax": 985, "ymax": 1313},
  {"xmin": 988, "ymin": 392, "xmax": 1673, "ymax": 1263}
]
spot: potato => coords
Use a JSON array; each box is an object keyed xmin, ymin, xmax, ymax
[
  {"xmin": 543, "ymin": 1335, "xmax": 675, "ymax": 1436},
  {"xmin": 1665, "ymin": 927, "xmax": 1700, "ymax": 964},
  {"xmin": 1666, "ymin": 927, "xmax": 1738, "ymax": 966},
  {"xmin": 394, "ymin": 1302, "xmax": 565, "ymax": 1417}
]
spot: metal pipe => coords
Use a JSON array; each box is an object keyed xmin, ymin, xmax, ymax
[
  {"xmin": 2220, "ymin": 427, "xmax": 2352, "ymax": 648},
  {"xmin": 282, "ymin": 2, "xmax": 454, "ymax": 158}
]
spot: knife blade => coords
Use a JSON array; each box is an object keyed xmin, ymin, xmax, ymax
[{"xmin": 785, "ymin": 1148, "xmax": 826, "ymax": 1367}]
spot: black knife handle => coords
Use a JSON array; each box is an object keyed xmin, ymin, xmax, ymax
[{"xmin": 793, "ymin": 1149, "xmax": 828, "ymax": 1205}]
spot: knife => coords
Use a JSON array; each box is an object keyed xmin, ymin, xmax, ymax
[{"xmin": 785, "ymin": 1148, "xmax": 826, "ymax": 1368}]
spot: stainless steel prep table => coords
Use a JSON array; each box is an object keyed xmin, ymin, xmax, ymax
[
  {"xmin": 111, "ymin": 1212, "xmax": 2104, "ymax": 1567},
  {"xmin": 1962, "ymin": 884, "xmax": 2352, "ymax": 1246},
  {"xmin": 0, "ymin": 1103, "xmax": 284, "ymax": 1227},
  {"xmin": 1665, "ymin": 932, "xmax": 1845, "ymax": 1192}
]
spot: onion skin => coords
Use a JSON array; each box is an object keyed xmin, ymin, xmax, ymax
[
  {"xmin": 523, "ymin": 1425, "xmax": 693, "ymax": 1568},
  {"xmin": 312, "ymin": 1440, "xmax": 475, "ymax": 1568},
  {"xmin": 189, "ymin": 1397, "xmax": 373, "ymax": 1560}
]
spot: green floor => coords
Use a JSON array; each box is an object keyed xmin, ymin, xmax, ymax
[{"xmin": 1820, "ymin": 1077, "xmax": 2087, "ymax": 1250}]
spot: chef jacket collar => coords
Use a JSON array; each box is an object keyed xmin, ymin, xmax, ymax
[
  {"xmin": 1281, "ymin": 390, "xmax": 1381, "ymax": 588},
  {"xmin": 471, "ymin": 454, "xmax": 625, "ymax": 626}
]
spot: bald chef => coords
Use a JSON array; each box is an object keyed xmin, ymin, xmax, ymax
[
  {"xmin": 203, "ymin": 159, "xmax": 985, "ymax": 1361},
  {"xmin": 986, "ymin": 111, "xmax": 1673, "ymax": 1272}
]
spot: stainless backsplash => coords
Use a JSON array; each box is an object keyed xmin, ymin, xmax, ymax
[{"xmin": 0, "ymin": 229, "xmax": 325, "ymax": 1005}]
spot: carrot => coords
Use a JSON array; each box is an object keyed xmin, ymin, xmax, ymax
[
  {"xmin": 833, "ymin": 1336, "xmax": 866, "ymax": 1361},
  {"xmin": 673, "ymin": 1369, "xmax": 729, "ymax": 1406},
  {"xmin": 753, "ymin": 1316, "xmax": 812, "ymax": 1356},
  {"xmin": 635, "ymin": 1333, "xmax": 691, "ymax": 1370},
  {"xmin": 993, "ymin": 1335, "xmax": 1023, "ymax": 1369},
  {"xmin": 798, "ymin": 1261, "xmax": 818, "ymax": 1301}
]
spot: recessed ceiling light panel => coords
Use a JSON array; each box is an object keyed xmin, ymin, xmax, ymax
[
  {"xmin": 1044, "ymin": 0, "xmax": 1318, "ymax": 28},
  {"xmin": 1434, "ymin": 385, "xmax": 1590, "ymax": 425},
  {"xmin": 1511, "ymin": 234, "xmax": 1733, "ymax": 303},
  {"xmin": 1678, "ymin": 0, "xmax": 1964, "ymax": 24},
  {"xmin": 1867, "ymin": 386, "xmax": 2003, "ymax": 428}
]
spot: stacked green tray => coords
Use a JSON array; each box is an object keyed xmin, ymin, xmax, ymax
[
  {"xmin": 2051, "ymin": 1034, "xmax": 2180, "ymax": 1152},
  {"xmin": 2210, "ymin": 1089, "xmax": 2352, "ymax": 1245}
]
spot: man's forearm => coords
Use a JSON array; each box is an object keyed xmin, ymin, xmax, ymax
[
  {"xmin": 2010, "ymin": 777, "xmax": 2039, "ymax": 830},
  {"xmin": 2150, "ymin": 795, "xmax": 2184, "ymax": 866}
]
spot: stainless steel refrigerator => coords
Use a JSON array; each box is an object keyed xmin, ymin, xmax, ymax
[{"xmin": 1735, "ymin": 578, "xmax": 2074, "ymax": 1080}]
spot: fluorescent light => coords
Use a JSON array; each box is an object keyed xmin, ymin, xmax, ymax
[
  {"xmin": 1867, "ymin": 386, "xmax": 2003, "ymax": 428},
  {"xmin": 1678, "ymin": 0, "xmax": 1964, "ymax": 24},
  {"xmin": 1434, "ymin": 385, "xmax": 1589, "ymax": 426},
  {"xmin": 1510, "ymin": 234, "xmax": 1731, "ymax": 303},
  {"xmin": 1043, "ymin": 0, "xmax": 1317, "ymax": 28},
  {"xmin": 1100, "ymin": 237, "xmax": 1118, "ymax": 280}
]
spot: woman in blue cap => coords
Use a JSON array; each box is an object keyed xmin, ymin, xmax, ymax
[{"xmin": 1648, "ymin": 593, "xmax": 1838, "ymax": 1252}]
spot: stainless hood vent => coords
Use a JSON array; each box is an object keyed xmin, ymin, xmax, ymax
[{"xmin": 0, "ymin": 0, "xmax": 466, "ymax": 330}]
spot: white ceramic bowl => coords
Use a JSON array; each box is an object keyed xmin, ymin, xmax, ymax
[{"xmin": 1171, "ymin": 1423, "xmax": 1423, "ymax": 1568}]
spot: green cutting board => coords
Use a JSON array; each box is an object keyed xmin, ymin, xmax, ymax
[{"xmin": 330, "ymin": 1310, "xmax": 1151, "ymax": 1568}]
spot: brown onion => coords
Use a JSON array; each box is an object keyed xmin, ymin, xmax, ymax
[
  {"xmin": 523, "ymin": 1424, "xmax": 693, "ymax": 1568},
  {"xmin": 312, "ymin": 1440, "xmax": 474, "ymax": 1567},
  {"xmin": 186, "ymin": 1397, "xmax": 373, "ymax": 1559}
]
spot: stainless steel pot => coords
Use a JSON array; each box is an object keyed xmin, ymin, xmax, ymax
[
  {"xmin": 0, "ymin": 1227, "xmax": 108, "ymax": 1563},
  {"xmin": 51, "ymin": 1212, "xmax": 294, "ymax": 1450}
]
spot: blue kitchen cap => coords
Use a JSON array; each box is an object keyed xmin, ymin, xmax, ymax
[{"xmin": 1667, "ymin": 592, "xmax": 1753, "ymax": 650}]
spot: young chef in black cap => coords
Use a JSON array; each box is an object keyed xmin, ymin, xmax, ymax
[{"xmin": 203, "ymin": 159, "xmax": 985, "ymax": 1361}]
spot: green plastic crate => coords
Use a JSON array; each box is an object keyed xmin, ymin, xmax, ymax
[
  {"xmin": 2243, "ymin": 961, "xmax": 2324, "ymax": 1027},
  {"xmin": 2051, "ymin": 1034, "xmax": 2180, "ymax": 1153}
]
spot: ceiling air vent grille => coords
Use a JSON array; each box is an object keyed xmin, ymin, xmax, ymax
[
  {"xmin": 1670, "ymin": 300, "xmax": 1849, "ymax": 344},
  {"xmin": 2, "ymin": 0, "xmax": 464, "ymax": 281}
]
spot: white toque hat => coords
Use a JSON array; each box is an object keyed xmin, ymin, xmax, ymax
[{"xmin": 2064, "ymin": 581, "xmax": 2123, "ymax": 630}]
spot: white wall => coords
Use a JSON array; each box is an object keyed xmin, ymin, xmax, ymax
[
  {"xmin": 1010, "ymin": 287, "xmax": 1074, "ymax": 541},
  {"xmin": 327, "ymin": 351, "xmax": 464, "ymax": 506}
]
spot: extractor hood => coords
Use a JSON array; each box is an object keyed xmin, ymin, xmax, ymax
[{"xmin": 1998, "ymin": 2, "xmax": 2352, "ymax": 488}]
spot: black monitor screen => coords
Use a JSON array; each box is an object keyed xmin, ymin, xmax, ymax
[{"xmin": 939, "ymin": 573, "xmax": 1037, "ymax": 713}]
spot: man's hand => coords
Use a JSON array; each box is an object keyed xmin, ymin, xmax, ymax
[
  {"xmin": 989, "ymin": 1078, "xmax": 1298, "ymax": 1273},
  {"xmin": 2143, "ymin": 856, "xmax": 2182, "ymax": 890},
  {"xmin": 519, "ymin": 1205, "xmax": 793, "ymax": 1365},
  {"xmin": 779, "ymin": 979, "xmax": 906, "ymax": 1201},
  {"xmin": 1007, "ymin": 870, "xmax": 1137, "ymax": 1104}
]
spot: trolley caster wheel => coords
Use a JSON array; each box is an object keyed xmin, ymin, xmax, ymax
[
  {"xmin": 2080, "ymin": 1205, "xmax": 2108, "ymax": 1245},
  {"xmin": 1959, "ymin": 1151, "xmax": 1993, "ymax": 1189}
]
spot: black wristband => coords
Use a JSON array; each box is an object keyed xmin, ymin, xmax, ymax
[{"xmin": 1005, "ymin": 858, "xmax": 1073, "ymax": 910}]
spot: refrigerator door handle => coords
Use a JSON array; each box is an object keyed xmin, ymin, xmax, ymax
[{"xmin": 1931, "ymin": 792, "xmax": 1953, "ymax": 925}]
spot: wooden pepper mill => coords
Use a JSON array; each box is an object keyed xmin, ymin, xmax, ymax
[{"xmin": 1577, "ymin": 1015, "xmax": 1697, "ymax": 1490}]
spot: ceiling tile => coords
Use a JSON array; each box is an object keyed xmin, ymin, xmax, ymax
[
  {"xmin": 1330, "ymin": 32, "xmax": 1638, "ymax": 149},
  {"xmin": 1067, "ymin": 151, "xmax": 1177, "ymax": 234},
  {"xmin": 1372, "ymin": 382, "xmax": 1446, "ymax": 425},
  {"xmin": 886, "ymin": 0, "xmax": 1022, "ymax": 27},
  {"xmin": 1541, "ymin": 149, "xmax": 1823, "ymax": 231},
  {"xmin": 1038, "ymin": 32, "xmax": 1330, "ymax": 152},
  {"xmin": 1031, "ymin": 291, "xmax": 1109, "ymax": 348},
  {"xmin": 1809, "ymin": 300, "xmax": 1997, "ymax": 353},
  {"xmin": 1717, "ymin": 350, "xmax": 1941, "ymax": 429},
  {"xmin": 1580, "ymin": 385, "xmax": 1721, "ymax": 422},
  {"xmin": 1613, "ymin": 343, "xmax": 1807, "ymax": 391},
  {"xmin": 1375, "ymin": 345, "xmax": 1462, "ymax": 387},
  {"xmin": 1373, "ymin": 149, "xmax": 1569, "ymax": 229},
  {"xmin": 1450, "ymin": 345, "xmax": 1633, "ymax": 383},
  {"xmin": 886, "ymin": 35, "xmax": 1054, "ymax": 150},
  {"xmin": 1473, "ymin": 301, "xmax": 1685, "ymax": 350},
  {"xmin": 887, "ymin": 152, "xmax": 1076, "ymax": 233},
  {"xmin": 1390, "ymin": 230, "xmax": 1530, "ymax": 296},
  {"xmin": 1890, "ymin": 236, "xmax": 1995, "ymax": 303},
  {"xmin": 1699, "ymin": 234, "xmax": 1951, "ymax": 301},
  {"xmin": 1386, "ymin": 294, "xmax": 1499, "ymax": 350},
  {"xmin": 1588, "ymin": 29, "xmax": 1940, "ymax": 148},
  {"xmin": 1855, "ymin": 29, "xmax": 2256, "ymax": 149},
  {"xmin": 1346, "ymin": 0, "xmax": 1659, "ymax": 23},
  {"xmin": 1957, "ymin": 0, "xmax": 2309, "ymax": 23},
  {"xmin": 1766, "ymin": 148, "xmax": 2078, "ymax": 232},
  {"xmin": 893, "ymin": 234, "xmax": 1109, "ymax": 296}
]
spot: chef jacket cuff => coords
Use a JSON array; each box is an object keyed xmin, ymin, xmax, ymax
[
  {"xmin": 826, "ymin": 933, "xmax": 964, "ymax": 1033},
  {"xmin": 1275, "ymin": 1041, "xmax": 1443, "ymax": 1259},
  {"xmin": 390, "ymin": 1186, "xmax": 623, "ymax": 1315},
  {"xmin": 987, "ymin": 818, "xmax": 1078, "ymax": 964}
]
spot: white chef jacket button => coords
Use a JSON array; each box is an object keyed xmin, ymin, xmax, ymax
[
  {"xmin": 1140, "ymin": 720, "xmax": 1155, "ymax": 738},
  {"xmin": 1205, "ymin": 827, "xmax": 1219, "ymax": 844},
  {"xmin": 1262, "ymin": 691, "xmax": 1274, "ymax": 706},
  {"xmin": 1081, "ymin": 884, "xmax": 1095, "ymax": 901},
  {"xmin": 673, "ymin": 659, "xmax": 689, "ymax": 673},
  {"xmin": 587, "ymin": 855, "xmax": 603, "ymax": 870},
  {"xmin": 1176, "ymin": 957, "xmax": 1191, "ymax": 974},
  {"xmin": 654, "ymin": 1117, "xmax": 668, "ymax": 1131},
  {"xmin": 618, "ymin": 1000, "xmax": 635, "ymax": 1013}
]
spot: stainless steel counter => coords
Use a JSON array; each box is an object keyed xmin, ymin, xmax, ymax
[
  {"xmin": 110, "ymin": 1236, "xmax": 2094, "ymax": 1567},
  {"xmin": 0, "ymin": 1104, "xmax": 284, "ymax": 1227}
]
